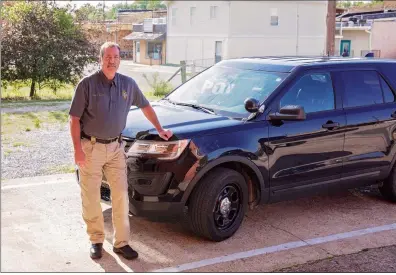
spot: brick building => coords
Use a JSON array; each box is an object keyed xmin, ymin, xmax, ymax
[{"xmin": 80, "ymin": 10, "xmax": 167, "ymax": 60}]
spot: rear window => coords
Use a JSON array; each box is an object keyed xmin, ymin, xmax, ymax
[
  {"xmin": 381, "ymin": 77, "xmax": 395, "ymax": 103},
  {"xmin": 339, "ymin": 70, "xmax": 393, "ymax": 108}
]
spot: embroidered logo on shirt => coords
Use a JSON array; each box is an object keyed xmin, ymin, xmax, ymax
[{"xmin": 122, "ymin": 90, "xmax": 127, "ymax": 100}]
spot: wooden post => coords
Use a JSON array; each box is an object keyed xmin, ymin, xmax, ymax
[
  {"xmin": 191, "ymin": 62, "xmax": 196, "ymax": 77},
  {"xmin": 326, "ymin": 0, "xmax": 336, "ymax": 56},
  {"xmin": 167, "ymin": 67, "xmax": 182, "ymax": 82},
  {"xmin": 180, "ymin": 61, "xmax": 187, "ymax": 83}
]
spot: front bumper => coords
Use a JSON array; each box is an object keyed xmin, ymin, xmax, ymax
[
  {"xmin": 99, "ymin": 181, "xmax": 185, "ymax": 218},
  {"xmin": 76, "ymin": 138, "xmax": 200, "ymax": 218}
]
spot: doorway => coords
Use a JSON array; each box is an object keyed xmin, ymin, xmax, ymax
[
  {"xmin": 215, "ymin": 41, "xmax": 222, "ymax": 63},
  {"xmin": 135, "ymin": 41, "xmax": 141, "ymax": 63},
  {"xmin": 340, "ymin": 40, "xmax": 351, "ymax": 57}
]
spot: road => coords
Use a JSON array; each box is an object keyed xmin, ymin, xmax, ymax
[{"xmin": 1, "ymin": 174, "xmax": 395, "ymax": 272}]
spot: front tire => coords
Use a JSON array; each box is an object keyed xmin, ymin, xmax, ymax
[
  {"xmin": 188, "ymin": 168, "xmax": 248, "ymax": 241},
  {"xmin": 380, "ymin": 166, "xmax": 396, "ymax": 202}
]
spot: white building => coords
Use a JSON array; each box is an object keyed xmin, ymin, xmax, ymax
[{"xmin": 165, "ymin": 1, "xmax": 328, "ymax": 65}]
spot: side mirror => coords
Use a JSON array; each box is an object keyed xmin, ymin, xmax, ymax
[
  {"xmin": 244, "ymin": 97, "xmax": 260, "ymax": 113},
  {"xmin": 269, "ymin": 105, "xmax": 306, "ymax": 121}
]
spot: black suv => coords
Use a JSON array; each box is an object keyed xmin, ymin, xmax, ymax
[{"xmin": 98, "ymin": 57, "xmax": 396, "ymax": 241}]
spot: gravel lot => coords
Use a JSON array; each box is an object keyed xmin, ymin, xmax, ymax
[{"xmin": 1, "ymin": 118, "xmax": 74, "ymax": 180}]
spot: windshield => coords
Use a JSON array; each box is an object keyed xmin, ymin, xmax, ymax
[{"xmin": 166, "ymin": 65, "xmax": 288, "ymax": 117}]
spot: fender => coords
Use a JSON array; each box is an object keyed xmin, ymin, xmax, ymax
[
  {"xmin": 387, "ymin": 147, "xmax": 396, "ymax": 175},
  {"xmin": 181, "ymin": 155, "xmax": 269, "ymax": 205}
]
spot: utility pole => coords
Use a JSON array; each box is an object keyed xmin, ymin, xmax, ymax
[{"xmin": 326, "ymin": 0, "xmax": 336, "ymax": 56}]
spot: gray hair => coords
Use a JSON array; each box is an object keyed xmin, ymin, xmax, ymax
[{"xmin": 99, "ymin": 42, "xmax": 121, "ymax": 59}]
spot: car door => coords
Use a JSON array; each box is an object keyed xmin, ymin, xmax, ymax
[
  {"xmin": 266, "ymin": 70, "xmax": 347, "ymax": 202},
  {"xmin": 334, "ymin": 69, "xmax": 396, "ymax": 181}
]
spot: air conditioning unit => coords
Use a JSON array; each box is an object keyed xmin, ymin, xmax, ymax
[{"xmin": 143, "ymin": 19, "xmax": 153, "ymax": 32}]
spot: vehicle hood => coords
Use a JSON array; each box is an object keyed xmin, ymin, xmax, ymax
[{"xmin": 122, "ymin": 102, "xmax": 245, "ymax": 140}]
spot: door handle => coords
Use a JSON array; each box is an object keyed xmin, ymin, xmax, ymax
[{"xmin": 322, "ymin": 122, "xmax": 340, "ymax": 130}]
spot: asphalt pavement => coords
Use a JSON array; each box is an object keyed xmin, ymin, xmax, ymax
[{"xmin": 1, "ymin": 173, "xmax": 395, "ymax": 272}]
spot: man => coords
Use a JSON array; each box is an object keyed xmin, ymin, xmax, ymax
[{"xmin": 69, "ymin": 42, "xmax": 172, "ymax": 260}]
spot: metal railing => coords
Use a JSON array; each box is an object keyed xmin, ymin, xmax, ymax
[{"xmin": 336, "ymin": 21, "xmax": 373, "ymax": 28}]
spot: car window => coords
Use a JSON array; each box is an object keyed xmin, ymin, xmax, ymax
[
  {"xmin": 380, "ymin": 76, "xmax": 395, "ymax": 103},
  {"xmin": 340, "ymin": 71, "xmax": 384, "ymax": 108},
  {"xmin": 279, "ymin": 73, "xmax": 335, "ymax": 113},
  {"xmin": 166, "ymin": 65, "xmax": 288, "ymax": 117}
]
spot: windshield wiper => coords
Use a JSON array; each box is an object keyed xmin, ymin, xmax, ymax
[{"xmin": 162, "ymin": 98, "xmax": 216, "ymax": 115}]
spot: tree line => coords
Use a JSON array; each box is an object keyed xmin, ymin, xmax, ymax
[{"xmin": 72, "ymin": 0, "xmax": 166, "ymax": 23}]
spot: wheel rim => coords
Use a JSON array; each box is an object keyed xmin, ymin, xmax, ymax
[{"xmin": 213, "ymin": 183, "xmax": 242, "ymax": 230}]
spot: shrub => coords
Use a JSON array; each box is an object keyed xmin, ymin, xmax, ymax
[{"xmin": 142, "ymin": 72, "xmax": 173, "ymax": 97}]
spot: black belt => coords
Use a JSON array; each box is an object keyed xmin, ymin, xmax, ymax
[{"xmin": 81, "ymin": 132, "xmax": 121, "ymax": 144}]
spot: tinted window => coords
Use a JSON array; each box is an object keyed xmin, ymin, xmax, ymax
[
  {"xmin": 380, "ymin": 77, "xmax": 395, "ymax": 103},
  {"xmin": 280, "ymin": 73, "xmax": 335, "ymax": 113},
  {"xmin": 340, "ymin": 71, "xmax": 383, "ymax": 108}
]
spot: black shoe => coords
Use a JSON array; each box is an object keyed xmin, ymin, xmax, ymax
[
  {"xmin": 113, "ymin": 245, "xmax": 138, "ymax": 260},
  {"xmin": 90, "ymin": 243, "xmax": 103, "ymax": 259}
]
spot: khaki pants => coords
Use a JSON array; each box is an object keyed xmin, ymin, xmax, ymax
[{"xmin": 79, "ymin": 138, "xmax": 130, "ymax": 248}]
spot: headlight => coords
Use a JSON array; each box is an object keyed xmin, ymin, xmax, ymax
[{"xmin": 126, "ymin": 139, "xmax": 190, "ymax": 160}]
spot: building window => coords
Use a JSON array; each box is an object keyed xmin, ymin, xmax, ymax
[
  {"xmin": 171, "ymin": 8, "xmax": 177, "ymax": 26},
  {"xmin": 270, "ymin": 8, "xmax": 278, "ymax": 26},
  {"xmin": 210, "ymin": 6, "xmax": 218, "ymax": 19},
  {"xmin": 190, "ymin": 7, "xmax": 196, "ymax": 25},
  {"xmin": 146, "ymin": 42, "xmax": 162, "ymax": 60}
]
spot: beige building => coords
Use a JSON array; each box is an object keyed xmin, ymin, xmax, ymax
[
  {"xmin": 123, "ymin": 18, "xmax": 167, "ymax": 65},
  {"xmin": 335, "ymin": 8, "xmax": 396, "ymax": 58},
  {"xmin": 371, "ymin": 19, "xmax": 396, "ymax": 59},
  {"xmin": 165, "ymin": 1, "xmax": 328, "ymax": 65},
  {"xmin": 335, "ymin": 22, "xmax": 371, "ymax": 57}
]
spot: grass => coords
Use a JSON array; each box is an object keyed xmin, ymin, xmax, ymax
[
  {"xmin": 1, "ymin": 82, "xmax": 161, "ymax": 106},
  {"xmin": 145, "ymin": 92, "xmax": 163, "ymax": 101},
  {"xmin": 1, "ymin": 110, "xmax": 69, "ymax": 136},
  {"xmin": 3, "ymin": 149, "xmax": 12, "ymax": 157},
  {"xmin": 12, "ymin": 142, "xmax": 28, "ymax": 147},
  {"xmin": 46, "ymin": 164, "xmax": 76, "ymax": 174},
  {"xmin": 2, "ymin": 81, "xmax": 75, "ymax": 101}
]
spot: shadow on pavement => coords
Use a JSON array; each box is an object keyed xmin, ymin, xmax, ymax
[
  {"xmin": 96, "ymin": 186, "xmax": 395, "ymax": 272},
  {"xmin": 93, "ymin": 250, "xmax": 127, "ymax": 273}
]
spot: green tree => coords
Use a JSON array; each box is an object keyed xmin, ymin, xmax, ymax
[
  {"xmin": 105, "ymin": 3, "xmax": 140, "ymax": 20},
  {"xmin": 1, "ymin": 2, "xmax": 98, "ymax": 98},
  {"xmin": 104, "ymin": 1, "xmax": 167, "ymax": 20},
  {"xmin": 135, "ymin": 0, "xmax": 166, "ymax": 10},
  {"xmin": 74, "ymin": 3, "xmax": 104, "ymax": 22},
  {"xmin": 337, "ymin": 1, "xmax": 352, "ymax": 8}
]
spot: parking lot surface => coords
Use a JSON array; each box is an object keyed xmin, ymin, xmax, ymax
[{"xmin": 1, "ymin": 174, "xmax": 395, "ymax": 272}]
